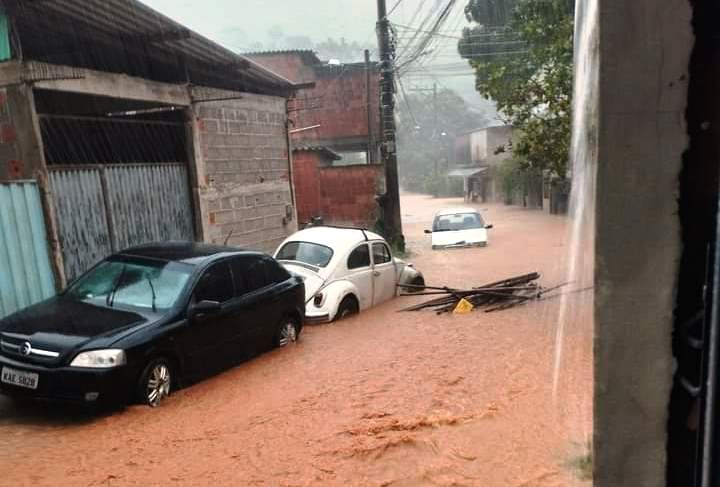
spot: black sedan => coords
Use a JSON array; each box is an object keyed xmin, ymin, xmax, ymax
[{"xmin": 0, "ymin": 243, "xmax": 305, "ymax": 408}]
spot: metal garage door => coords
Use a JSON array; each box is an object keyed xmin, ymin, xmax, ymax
[{"xmin": 49, "ymin": 163, "xmax": 195, "ymax": 281}]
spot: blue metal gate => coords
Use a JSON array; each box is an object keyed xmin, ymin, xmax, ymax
[{"xmin": 0, "ymin": 182, "xmax": 56, "ymax": 318}]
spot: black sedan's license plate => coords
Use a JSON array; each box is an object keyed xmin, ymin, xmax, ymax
[{"xmin": 1, "ymin": 366, "xmax": 39, "ymax": 390}]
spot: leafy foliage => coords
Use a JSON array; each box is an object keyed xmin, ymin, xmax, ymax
[
  {"xmin": 395, "ymin": 87, "xmax": 493, "ymax": 196},
  {"xmin": 460, "ymin": 0, "xmax": 574, "ymax": 177},
  {"xmin": 464, "ymin": 0, "xmax": 520, "ymax": 27},
  {"xmin": 497, "ymin": 157, "xmax": 525, "ymax": 203}
]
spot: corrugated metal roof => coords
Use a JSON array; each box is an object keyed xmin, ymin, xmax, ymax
[
  {"xmin": 245, "ymin": 50, "xmax": 322, "ymax": 65},
  {"xmin": 447, "ymin": 167, "xmax": 488, "ymax": 178},
  {"xmin": 8, "ymin": 0, "xmax": 297, "ymax": 95}
]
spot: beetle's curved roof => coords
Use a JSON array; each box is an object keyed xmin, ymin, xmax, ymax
[{"xmin": 281, "ymin": 227, "xmax": 384, "ymax": 253}]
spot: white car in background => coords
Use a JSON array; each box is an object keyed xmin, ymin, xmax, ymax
[
  {"xmin": 425, "ymin": 207, "xmax": 493, "ymax": 250},
  {"xmin": 274, "ymin": 227, "xmax": 425, "ymax": 323}
]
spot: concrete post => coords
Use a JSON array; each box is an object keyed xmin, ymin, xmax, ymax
[{"xmin": 593, "ymin": 0, "xmax": 693, "ymax": 485}]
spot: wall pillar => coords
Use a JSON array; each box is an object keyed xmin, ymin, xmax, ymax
[{"xmin": 594, "ymin": 0, "xmax": 693, "ymax": 485}]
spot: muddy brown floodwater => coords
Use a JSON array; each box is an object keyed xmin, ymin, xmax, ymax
[{"xmin": 0, "ymin": 193, "xmax": 593, "ymax": 487}]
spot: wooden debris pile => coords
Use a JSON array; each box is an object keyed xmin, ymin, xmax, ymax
[{"xmin": 399, "ymin": 272, "xmax": 565, "ymax": 314}]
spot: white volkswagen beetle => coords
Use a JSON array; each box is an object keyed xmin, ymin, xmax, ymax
[
  {"xmin": 274, "ymin": 226, "xmax": 425, "ymax": 323},
  {"xmin": 425, "ymin": 207, "xmax": 493, "ymax": 250}
]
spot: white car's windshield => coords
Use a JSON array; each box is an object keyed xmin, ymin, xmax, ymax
[
  {"xmin": 433, "ymin": 213, "xmax": 485, "ymax": 232},
  {"xmin": 276, "ymin": 242, "xmax": 334, "ymax": 268}
]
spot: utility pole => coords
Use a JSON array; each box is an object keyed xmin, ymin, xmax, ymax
[
  {"xmin": 433, "ymin": 82, "xmax": 438, "ymax": 176},
  {"xmin": 364, "ymin": 49, "xmax": 374, "ymax": 165},
  {"xmin": 376, "ymin": 0, "xmax": 405, "ymax": 251}
]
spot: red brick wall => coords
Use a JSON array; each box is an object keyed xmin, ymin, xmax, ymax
[
  {"xmin": 293, "ymin": 150, "xmax": 382, "ymax": 227},
  {"xmin": 247, "ymin": 54, "xmax": 316, "ymax": 84},
  {"xmin": 292, "ymin": 151, "xmax": 322, "ymax": 224},
  {"xmin": 291, "ymin": 68, "xmax": 381, "ymax": 146},
  {"xmin": 248, "ymin": 53, "xmax": 381, "ymax": 149},
  {"xmin": 319, "ymin": 165, "xmax": 381, "ymax": 227}
]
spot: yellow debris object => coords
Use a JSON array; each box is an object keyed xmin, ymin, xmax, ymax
[{"xmin": 453, "ymin": 298, "xmax": 475, "ymax": 314}]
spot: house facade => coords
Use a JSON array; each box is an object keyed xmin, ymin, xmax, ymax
[
  {"xmin": 452, "ymin": 125, "xmax": 515, "ymax": 203},
  {"xmin": 0, "ymin": 0, "xmax": 300, "ymax": 318},
  {"xmin": 247, "ymin": 50, "xmax": 385, "ymax": 227}
]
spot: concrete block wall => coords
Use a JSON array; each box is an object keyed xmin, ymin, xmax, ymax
[{"xmin": 194, "ymin": 92, "xmax": 297, "ymax": 253}]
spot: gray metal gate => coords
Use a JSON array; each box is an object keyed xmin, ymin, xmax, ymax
[{"xmin": 49, "ymin": 163, "xmax": 195, "ymax": 281}]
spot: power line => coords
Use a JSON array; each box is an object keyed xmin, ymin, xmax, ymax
[
  {"xmin": 396, "ymin": 75, "xmax": 420, "ymax": 128},
  {"xmin": 395, "ymin": 0, "xmax": 458, "ymax": 74},
  {"xmin": 395, "ymin": 0, "xmax": 452, "ymax": 62},
  {"xmin": 387, "ymin": 0, "xmax": 405, "ymax": 17}
]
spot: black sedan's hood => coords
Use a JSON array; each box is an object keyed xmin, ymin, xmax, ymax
[{"xmin": 0, "ymin": 296, "xmax": 150, "ymax": 363}]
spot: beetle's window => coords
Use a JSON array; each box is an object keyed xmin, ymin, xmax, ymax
[
  {"xmin": 347, "ymin": 244, "xmax": 371, "ymax": 269},
  {"xmin": 372, "ymin": 243, "xmax": 392, "ymax": 265},
  {"xmin": 194, "ymin": 262, "xmax": 234, "ymax": 303},
  {"xmin": 277, "ymin": 241, "xmax": 333, "ymax": 268}
]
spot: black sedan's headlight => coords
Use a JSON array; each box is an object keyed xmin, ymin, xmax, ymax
[{"xmin": 70, "ymin": 349, "xmax": 127, "ymax": 368}]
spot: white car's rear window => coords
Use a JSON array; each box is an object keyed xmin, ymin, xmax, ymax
[{"xmin": 433, "ymin": 213, "xmax": 486, "ymax": 231}]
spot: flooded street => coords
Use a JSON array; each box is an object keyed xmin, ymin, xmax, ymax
[{"xmin": 0, "ymin": 193, "xmax": 592, "ymax": 487}]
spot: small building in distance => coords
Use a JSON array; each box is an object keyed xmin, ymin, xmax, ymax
[
  {"xmin": 452, "ymin": 125, "xmax": 515, "ymax": 203},
  {"xmin": 246, "ymin": 50, "xmax": 384, "ymax": 227}
]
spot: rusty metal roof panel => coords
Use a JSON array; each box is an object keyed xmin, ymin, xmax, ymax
[{"xmin": 7, "ymin": 0, "xmax": 297, "ymax": 94}]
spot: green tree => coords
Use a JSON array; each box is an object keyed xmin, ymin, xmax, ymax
[
  {"xmin": 459, "ymin": 0, "xmax": 573, "ymax": 177},
  {"xmin": 396, "ymin": 87, "xmax": 492, "ymax": 196}
]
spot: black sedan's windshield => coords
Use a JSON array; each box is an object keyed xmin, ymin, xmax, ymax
[
  {"xmin": 433, "ymin": 213, "xmax": 486, "ymax": 232},
  {"xmin": 276, "ymin": 241, "xmax": 334, "ymax": 268},
  {"xmin": 67, "ymin": 258, "xmax": 193, "ymax": 311}
]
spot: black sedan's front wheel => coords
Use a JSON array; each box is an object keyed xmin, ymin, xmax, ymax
[
  {"xmin": 137, "ymin": 358, "xmax": 174, "ymax": 407},
  {"xmin": 276, "ymin": 316, "xmax": 300, "ymax": 347}
]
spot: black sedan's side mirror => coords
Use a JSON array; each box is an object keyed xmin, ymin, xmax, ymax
[
  {"xmin": 424, "ymin": 229, "xmax": 432, "ymax": 234},
  {"xmin": 485, "ymin": 224, "xmax": 494, "ymax": 230},
  {"xmin": 190, "ymin": 300, "xmax": 222, "ymax": 318}
]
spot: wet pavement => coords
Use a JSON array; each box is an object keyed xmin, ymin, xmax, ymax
[{"xmin": 0, "ymin": 194, "xmax": 592, "ymax": 486}]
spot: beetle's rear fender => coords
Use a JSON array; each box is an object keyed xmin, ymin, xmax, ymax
[
  {"xmin": 397, "ymin": 265, "xmax": 425, "ymax": 293},
  {"xmin": 311, "ymin": 280, "xmax": 360, "ymax": 321}
]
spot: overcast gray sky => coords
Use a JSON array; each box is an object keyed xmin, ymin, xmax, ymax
[
  {"xmin": 141, "ymin": 1, "xmax": 381, "ymax": 48},
  {"xmin": 140, "ymin": 0, "xmax": 494, "ymax": 112}
]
